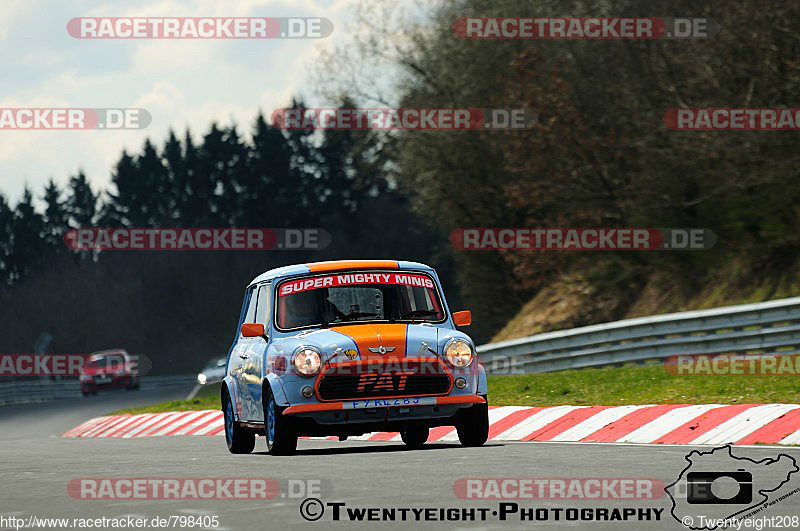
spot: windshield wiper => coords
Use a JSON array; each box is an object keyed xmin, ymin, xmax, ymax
[
  {"xmin": 340, "ymin": 311, "xmax": 381, "ymax": 322},
  {"xmin": 399, "ymin": 309, "xmax": 439, "ymax": 320}
]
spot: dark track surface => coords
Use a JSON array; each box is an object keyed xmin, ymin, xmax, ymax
[{"xmin": 1, "ymin": 389, "xmax": 799, "ymax": 530}]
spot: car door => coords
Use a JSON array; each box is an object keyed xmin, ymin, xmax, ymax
[
  {"xmin": 230, "ymin": 286, "xmax": 258, "ymax": 420},
  {"xmin": 248, "ymin": 283, "xmax": 271, "ymax": 423},
  {"xmin": 238, "ymin": 283, "xmax": 271, "ymax": 422}
]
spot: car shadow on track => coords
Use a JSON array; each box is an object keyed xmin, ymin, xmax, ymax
[{"xmin": 252, "ymin": 443, "xmax": 505, "ymax": 456}]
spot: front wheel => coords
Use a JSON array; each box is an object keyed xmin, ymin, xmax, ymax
[
  {"xmin": 223, "ymin": 390, "xmax": 255, "ymax": 454},
  {"xmin": 456, "ymin": 395, "xmax": 489, "ymax": 447},
  {"xmin": 263, "ymin": 385, "xmax": 297, "ymax": 455},
  {"xmin": 401, "ymin": 424, "xmax": 429, "ymax": 449}
]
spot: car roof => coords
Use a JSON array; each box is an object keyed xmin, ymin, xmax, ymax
[
  {"xmin": 248, "ymin": 260, "xmax": 435, "ymax": 287},
  {"xmin": 89, "ymin": 349, "xmax": 128, "ymax": 359}
]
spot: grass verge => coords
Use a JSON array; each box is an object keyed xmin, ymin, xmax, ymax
[
  {"xmin": 109, "ymin": 365, "xmax": 799, "ymax": 415},
  {"xmin": 111, "ymin": 384, "xmax": 220, "ymax": 415},
  {"xmin": 489, "ymin": 365, "xmax": 800, "ymax": 406}
]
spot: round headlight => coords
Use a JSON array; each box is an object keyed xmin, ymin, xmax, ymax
[
  {"xmin": 444, "ymin": 339, "xmax": 473, "ymax": 367},
  {"xmin": 197, "ymin": 373, "xmax": 207, "ymax": 385},
  {"xmin": 293, "ymin": 347, "xmax": 322, "ymax": 376}
]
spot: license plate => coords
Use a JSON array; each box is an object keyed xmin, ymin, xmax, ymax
[
  {"xmin": 344, "ymin": 397, "xmax": 435, "ymax": 410},
  {"xmin": 95, "ymin": 375, "xmax": 111, "ymax": 384}
]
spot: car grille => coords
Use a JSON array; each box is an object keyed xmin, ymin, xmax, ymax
[{"xmin": 316, "ymin": 359, "xmax": 451, "ymax": 401}]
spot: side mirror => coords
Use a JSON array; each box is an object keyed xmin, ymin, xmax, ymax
[
  {"xmin": 452, "ymin": 310, "xmax": 472, "ymax": 327},
  {"xmin": 241, "ymin": 323, "xmax": 266, "ymax": 338}
]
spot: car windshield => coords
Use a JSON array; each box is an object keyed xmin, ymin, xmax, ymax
[
  {"xmin": 204, "ymin": 358, "xmax": 225, "ymax": 370},
  {"xmin": 86, "ymin": 355, "xmax": 123, "ymax": 369},
  {"xmin": 276, "ymin": 271, "xmax": 444, "ymax": 329}
]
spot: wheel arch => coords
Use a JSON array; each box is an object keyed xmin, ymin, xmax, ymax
[
  {"xmin": 476, "ymin": 363, "xmax": 488, "ymax": 396},
  {"xmin": 221, "ymin": 377, "xmax": 239, "ymax": 421},
  {"xmin": 263, "ymin": 373, "xmax": 290, "ymax": 407}
]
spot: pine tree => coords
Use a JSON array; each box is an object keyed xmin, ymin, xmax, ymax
[
  {"xmin": 66, "ymin": 171, "xmax": 97, "ymax": 229},
  {"xmin": 42, "ymin": 179, "xmax": 68, "ymax": 252},
  {"xmin": 8, "ymin": 188, "xmax": 45, "ymax": 281},
  {"xmin": 103, "ymin": 151, "xmax": 139, "ymax": 227},
  {"xmin": 0, "ymin": 193, "xmax": 13, "ymax": 284}
]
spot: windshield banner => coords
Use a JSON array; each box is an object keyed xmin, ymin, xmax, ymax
[{"xmin": 279, "ymin": 273, "xmax": 434, "ymax": 296}]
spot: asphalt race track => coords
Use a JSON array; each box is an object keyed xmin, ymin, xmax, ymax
[
  {"xmin": 1, "ymin": 389, "xmax": 800, "ymax": 530},
  {"xmin": 0, "ymin": 384, "xmax": 195, "ymax": 441}
]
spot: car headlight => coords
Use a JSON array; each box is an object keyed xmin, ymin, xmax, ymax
[
  {"xmin": 444, "ymin": 339, "xmax": 473, "ymax": 367},
  {"xmin": 293, "ymin": 347, "xmax": 322, "ymax": 376},
  {"xmin": 197, "ymin": 373, "xmax": 207, "ymax": 385}
]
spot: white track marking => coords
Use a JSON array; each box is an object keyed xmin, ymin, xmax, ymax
[
  {"xmin": 123, "ymin": 412, "xmax": 181, "ymax": 438},
  {"xmin": 617, "ymin": 404, "xmax": 723, "ymax": 443},
  {"xmin": 551, "ymin": 405, "xmax": 650, "ymax": 442},
  {"xmin": 779, "ymin": 426, "xmax": 800, "ymax": 445},
  {"xmin": 172, "ymin": 410, "xmax": 224, "ymax": 436},
  {"xmin": 690, "ymin": 404, "xmax": 800, "ymax": 445},
  {"xmin": 93, "ymin": 414, "xmax": 146, "ymax": 437},
  {"xmin": 493, "ymin": 406, "xmax": 586, "ymax": 441},
  {"xmin": 82, "ymin": 416, "xmax": 127, "ymax": 438},
  {"xmin": 191, "ymin": 414, "xmax": 225, "ymax": 435},
  {"xmin": 147, "ymin": 411, "xmax": 213, "ymax": 437}
]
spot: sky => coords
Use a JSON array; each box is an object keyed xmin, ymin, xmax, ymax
[{"xmin": 0, "ymin": 0, "xmax": 355, "ymax": 203}]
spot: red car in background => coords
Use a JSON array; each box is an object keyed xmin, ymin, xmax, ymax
[{"xmin": 79, "ymin": 350, "xmax": 139, "ymax": 396}]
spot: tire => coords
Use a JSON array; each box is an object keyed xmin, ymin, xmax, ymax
[
  {"xmin": 81, "ymin": 390, "xmax": 89, "ymax": 397},
  {"xmin": 263, "ymin": 385, "xmax": 297, "ymax": 455},
  {"xmin": 456, "ymin": 395, "xmax": 489, "ymax": 447},
  {"xmin": 223, "ymin": 390, "xmax": 255, "ymax": 454},
  {"xmin": 400, "ymin": 423, "xmax": 429, "ymax": 449}
]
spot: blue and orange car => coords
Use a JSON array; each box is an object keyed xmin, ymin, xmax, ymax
[{"xmin": 222, "ymin": 260, "xmax": 489, "ymax": 454}]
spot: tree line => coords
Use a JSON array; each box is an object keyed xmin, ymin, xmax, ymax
[
  {"xmin": 0, "ymin": 103, "xmax": 457, "ymax": 371},
  {"xmin": 323, "ymin": 0, "xmax": 800, "ymax": 336}
]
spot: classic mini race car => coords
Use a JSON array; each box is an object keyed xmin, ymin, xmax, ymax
[{"xmin": 222, "ymin": 260, "xmax": 489, "ymax": 455}]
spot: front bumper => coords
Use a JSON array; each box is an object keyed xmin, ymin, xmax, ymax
[
  {"xmin": 81, "ymin": 375, "xmax": 133, "ymax": 390},
  {"xmin": 283, "ymin": 394, "xmax": 484, "ymax": 415},
  {"xmin": 284, "ymin": 394, "xmax": 484, "ymax": 434}
]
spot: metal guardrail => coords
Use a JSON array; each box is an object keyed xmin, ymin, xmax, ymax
[
  {"xmin": 7, "ymin": 298, "xmax": 797, "ymax": 401},
  {"xmin": 0, "ymin": 375, "xmax": 198, "ymax": 407},
  {"xmin": 477, "ymin": 297, "xmax": 800, "ymax": 374}
]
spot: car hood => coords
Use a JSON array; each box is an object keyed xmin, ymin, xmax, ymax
[{"xmin": 277, "ymin": 323, "xmax": 455, "ymax": 363}]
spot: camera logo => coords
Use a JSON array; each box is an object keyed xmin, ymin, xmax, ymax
[
  {"xmin": 686, "ymin": 470, "xmax": 752, "ymax": 505},
  {"xmin": 665, "ymin": 445, "xmax": 798, "ymax": 530}
]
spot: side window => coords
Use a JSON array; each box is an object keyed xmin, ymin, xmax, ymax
[
  {"xmin": 243, "ymin": 286, "xmax": 258, "ymax": 325},
  {"xmin": 255, "ymin": 284, "xmax": 271, "ymax": 325}
]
